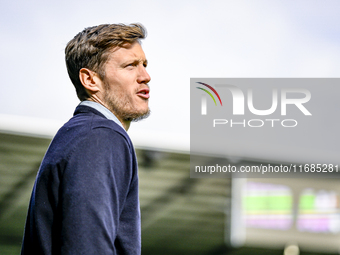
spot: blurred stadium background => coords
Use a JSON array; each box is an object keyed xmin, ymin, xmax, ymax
[{"xmin": 1, "ymin": 118, "xmax": 340, "ymax": 255}]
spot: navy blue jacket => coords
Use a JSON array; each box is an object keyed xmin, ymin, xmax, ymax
[{"xmin": 21, "ymin": 105, "xmax": 140, "ymax": 254}]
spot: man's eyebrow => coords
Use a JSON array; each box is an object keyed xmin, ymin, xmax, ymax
[
  {"xmin": 122, "ymin": 58, "xmax": 148, "ymax": 65},
  {"xmin": 130, "ymin": 58, "xmax": 148, "ymax": 66},
  {"xmin": 137, "ymin": 58, "xmax": 147, "ymax": 64}
]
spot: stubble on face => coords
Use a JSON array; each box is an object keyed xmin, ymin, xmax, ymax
[{"xmin": 103, "ymin": 81, "xmax": 150, "ymax": 122}]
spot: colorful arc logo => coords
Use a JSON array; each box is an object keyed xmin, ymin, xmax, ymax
[{"xmin": 196, "ymin": 82, "xmax": 223, "ymax": 106}]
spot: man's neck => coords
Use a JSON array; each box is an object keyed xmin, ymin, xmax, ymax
[
  {"xmin": 87, "ymin": 97, "xmax": 131, "ymax": 131},
  {"xmin": 81, "ymin": 99, "xmax": 130, "ymax": 131}
]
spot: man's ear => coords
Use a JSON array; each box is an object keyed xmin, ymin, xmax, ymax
[{"xmin": 79, "ymin": 68, "xmax": 101, "ymax": 94}]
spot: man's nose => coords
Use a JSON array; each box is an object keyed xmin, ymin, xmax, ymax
[{"xmin": 137, "ymin": 66, "xmax": 151, "ymax": 84}]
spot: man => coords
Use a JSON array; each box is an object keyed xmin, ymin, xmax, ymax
[{"xmin": 21, "ymin": 23, "xmax": 151, "ymax": 254}]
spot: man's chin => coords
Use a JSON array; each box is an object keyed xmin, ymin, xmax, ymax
[{"xmin": 125, "ymin": 109, "xmax": 151, "ymax": 122}]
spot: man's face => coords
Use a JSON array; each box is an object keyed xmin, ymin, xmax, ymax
[{"xmin": 101, "ymin": 42, "xmax": 151, "ymax": 122}]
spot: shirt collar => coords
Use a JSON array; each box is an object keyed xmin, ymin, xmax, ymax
[{"xmin": 79, "ymin": 101, "xmax": 126, "ymax": 132}]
